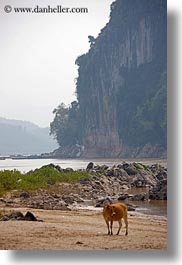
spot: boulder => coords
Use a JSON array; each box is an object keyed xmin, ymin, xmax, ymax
[
  {"xmin": 149, "ymin": 179, "xmax": 167, "ymax": 200},
  {"xmin": 63, "ymin": 168, "xmax": 74, "ymax": 173},
  {"xmin": 121, "ymin": 184, "xmax": 129, "ymax": 189},
  {"xmin": 126, "ymin": 203, "xmax": 137, "ymax": 211},
  {"xmin": 79, "ymin": 178, "xmax": 91, "ymax": 185},
  {"xmin": 130, "ymin": 194, "xmax": 147, "ymax": 201},
  {"xmin": 95, "ymin": 197, "xmax": 112, "ymax": 207},
  {"xmin": 105, "ymin": 169, "xmax": 113, "ymax": 176},
  {"xmin": 86, "ymin": 162, "xmax": 94, "ymax": 171},
  {"xmin": 62, "ymin": 195, "xmax": 75, "ymax": 204},
  {"xmin": 20, "ymin": 192, "xmax": 30, "ymax": 199},
  {"xmin": 123, "ymin": 164, "xmax": 138, "ymax": 175},
  {"xmin": 100, "ymin": 164, "xmax": 109, "ymax": 170},
  {"xmin": 118, "ymin": 194, "xmax": 129, "ymax": 200},
  {"xmin": 54, "ymin": 165, "xmax": 63, "ymax": 172},
  {"xmin": 9, "ymin": 211, "xmax": 24, "ymax": 220},
  {"xmin": 1, "ymin": 211, "xmax": 38, "ymax": 221},
  {"xmin": 24, "ymin": 211, "xmax": 37, "ymax": 221},
  {"xmin": 0, "ymin": 198, "xmax": 6, "ymax": 204}
]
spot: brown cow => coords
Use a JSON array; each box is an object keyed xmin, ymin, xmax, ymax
[{"xmin": 103, "ymin": 203, "xmax": 128, "ymax": 236}]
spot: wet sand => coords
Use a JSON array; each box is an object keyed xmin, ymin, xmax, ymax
[{"xmin": 0, "ymin": 207, "xmax": 167, "ymax": 250}]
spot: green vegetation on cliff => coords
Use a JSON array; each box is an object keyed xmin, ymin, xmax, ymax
[
  {"xmin": 50, "ymin": 0, "xmax": 167, "ymax": 158},
  {"xmin": 50, "ymin": 101, "xmax": 82, "ymax": 147}
]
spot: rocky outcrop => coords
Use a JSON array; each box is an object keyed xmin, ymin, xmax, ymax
[
  {"xmin": 50, "ymin": 145, "xmax": 84, "ymax": 158},
  {"xmin": 0, "ymin": 162, "xmax": 167, "ymax": 212},
  {"xmin": 121, "ymin": 144, "xmax": 167, "ymax": 159},
  {"xmin": 75, "ymin": 0, "xmax": 166, "ymax": 158},
  {"xmin": 81, "ymin": 162, "xmax": 167, "ymax": 202},
  {"xmin": 0, "ymin": 211, "xmax": 40, "ymax": 221}
]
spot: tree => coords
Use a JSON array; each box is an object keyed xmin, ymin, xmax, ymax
[
  {"xmin": 88, "ymin": 35, "xmax": 95, "ymax": 47},
  {"xmin": 50, "ymin": 101, "xmax": 82, "ymax": 147}
]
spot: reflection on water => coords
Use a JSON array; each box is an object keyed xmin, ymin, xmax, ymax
[
  {"xmin": 131, "ymin": 200, "xmax": 167, "ymax": 217},
  {"xmin": 124, "ymin": 188, "xmax": 167, "ymax": 217}
]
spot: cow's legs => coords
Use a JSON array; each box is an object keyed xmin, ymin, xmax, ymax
[
  {"xmin": 110, "ymin": 220, "xmax": 113, "ymax": 235},
  {"xmin": 116, "ymin": 219, "xmax": 122, "ymax": 235},
  {"xmin": 124, "ymin": 215, "xmax": 128, "ymax": 236},
  {"xmin": 105, "ymin": 220, "xmax": 110, "ymax": 235}
]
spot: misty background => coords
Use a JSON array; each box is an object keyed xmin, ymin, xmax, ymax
[
  {"xmin": 0, "ymin": 0, "xmax": 113, "ymax": 127},
  {"xmin": 0, "ymin": 0, "xmax": 113, "ymax": 155}
]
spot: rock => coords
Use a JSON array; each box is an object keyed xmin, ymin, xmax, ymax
[
  {"xmin": 20, "ymin": 192, "xmax": 30, "ymax": 199},
  {"xmin": 63, "ymin": 167, "xmax": 74, "ymax": 173},
  {"xmin": 86, "ymin": 162, "xmax": 94, "ymax": 171},
  {"xmin": 121, "ymin": 184, "xmax": 129, "ymax": 190},
  {"xmin": 118, "ymin": 194, "xmax": 128, "ymax": 200},
  {"xmin": 130, "ymin": 194, "xmax": 147, "ymax": 201},
  {"xmin": 123, "ymin": 164, "xmax": 138, "ymax": 175},
  {"xmin": 51, "ymin": 193, "xmax": 61, "ymax": 199},
  {"xmin": 79, "ymin": 178, "xmax": 91, "ymax": 185},
  {"xmin": 0, "ymin": 198, "xmax": 6, "ymax": 204},
  {"xmin": 2, "ymin": 162, "xmax": 167, "ymax": 211},
  {"xmin": 105, "ymin": 169, "xmax": 113, "ymax": 176},
  {"xmin": 117, "ymin": 164, "xmax": 123, "ymax": 169},
  {"xmin": 156, "ymin": 171, "xmax": 167, "ymax": 180},
  {"xmin": 113, "ymin": 168, "xmax": 120, "ymax": 177},
  {"xmin": 9, "ymin": 211, "xmax": 24, "ymax": 220},
  {"xmin": 43, "ymin": 204, "xmax": 53, "ymax": 210},
  {"xmin": 48, "ymin": 163, "xmax": 63, "ymax": 172},
  {"xmin": 150, "ymin": 164, "xmax": 166, "ymax": 174},
  {"xmin": 62, "ymin": 195, "xmax": 75, "ymax": 204},
  {"xmin": 95, "ymin": 197, "xmax": 112, "ymax": 207},
  {"xmin": 94, "ymin": 181, "xmax": 102, "ymax": 186},
  {"xmin": 54, "ymin": 165, "xmax": 63, "ymax": 172},
  {"xmin": 1, "ymin": 216, "xmax": 9, "ymax": 221},
  {"xmin": 130, "ymin": 174, "xmax": 150, "ymax": 188},
  {"xmin": 53, "ymin": 204, "xmax": 70, "ymax": 210},
  {"xmin": 100, "ymin": 164, "xmax": 109, "ymax": 170},
  {"xmin": 149, "ymin": 178, "xmax": 167, "ymax": 200},
  {"xmin": 119, "ymin": 168, "xmax": 129, "ymax": 177},
  {"xmin": 76, "ymin": 241, "xmax": 83, "ymax": 245},
  {"xmin": 1, "ymin": 211, "xmax": 38, "ymax": 221},
  {"xmin": 133, "ymin": 162, "xmax": 145, "ymax": 170},
  {"xmin": 24, "ymin": 211, "xmax": 37, "ymax": 221},
  {"xmin": 126, "ymin": 203, "xmax": 137, "ymax": 211}
]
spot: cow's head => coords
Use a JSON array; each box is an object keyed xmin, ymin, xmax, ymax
[{"xmin": 106, "ymin": 204, "xmax": 116, "ymax": 217}]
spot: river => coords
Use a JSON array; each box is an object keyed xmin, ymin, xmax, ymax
[
  {"xmin": 0, "ymin": 157, "xmax": 167, "ymax": 173},
  {"xmin": 0, "ymin": 157, "xmax": 167, "ymax": 217}
]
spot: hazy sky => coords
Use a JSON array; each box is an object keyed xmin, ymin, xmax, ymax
[{"xmin": 0, "ymin": 0, "xmax": 113, "ymax": 127}]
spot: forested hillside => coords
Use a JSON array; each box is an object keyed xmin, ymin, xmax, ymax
[{"xmin": 51, "ymin": 0, "xmax": 167, "ymax": 158}]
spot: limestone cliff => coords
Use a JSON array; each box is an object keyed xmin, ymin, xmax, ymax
[{"xmin": 75, "ymin": 0, "xmax": 166, "ymax": 158}]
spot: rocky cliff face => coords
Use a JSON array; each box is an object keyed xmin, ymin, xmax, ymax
[{"xmin": 75, "ymin": 0, "xmax": 166, "ymax": 158}]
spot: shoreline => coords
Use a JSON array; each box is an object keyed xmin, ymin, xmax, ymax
[
  {"xmin": 0, "ymin": 206, "xmax": 167, "ymax": 250},
  {"xmin": 68, "ymin": 203, "xmax": 167, "ymax": 220},
  {"xmin": 0, "ymin": 161, "xmax": 167, "ymax": 217},
  {"xmin": 0, "ymin": 160, "xmax": 167, "ymax": 250}
]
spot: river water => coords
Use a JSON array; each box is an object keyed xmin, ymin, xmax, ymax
[
  {"xmin": 0, "ymin": 157, "xmax": 167, "ymax": 173},
  {"xmin": 0, "ymin": 158, "xmax": 167, "ymax": 217}
]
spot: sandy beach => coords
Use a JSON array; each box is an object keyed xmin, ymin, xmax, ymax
[{"xmin": 0, "ymin": 207, "xmax": 167, "ymax": 250}]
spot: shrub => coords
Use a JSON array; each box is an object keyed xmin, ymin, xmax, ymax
[{"xmin": 0, "ymin": 165, "xmax": 91, "ymax": 196}]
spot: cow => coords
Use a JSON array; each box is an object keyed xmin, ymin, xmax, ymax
[{"xmin": 103, "ymin": 203, "xmax": 128, "ymax": 236}]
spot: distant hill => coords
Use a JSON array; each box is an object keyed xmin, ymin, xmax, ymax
[{"xmin": 0, "ymin": 117, "xmax": 58, "ymax": 155}]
